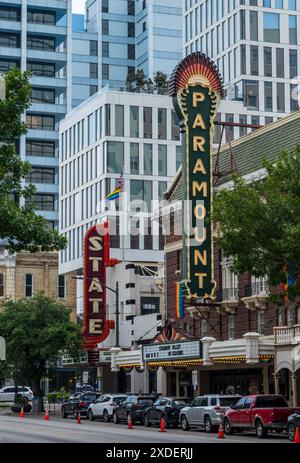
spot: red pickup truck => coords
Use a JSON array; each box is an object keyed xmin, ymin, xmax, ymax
[{"xmin": 223, "ymin": 395, "xmax": 300, "ymax": 438}]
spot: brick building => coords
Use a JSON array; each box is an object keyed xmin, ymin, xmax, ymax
[{"xmin": 161, "ymin": 111, "xmax": 300, "ymax": 405}]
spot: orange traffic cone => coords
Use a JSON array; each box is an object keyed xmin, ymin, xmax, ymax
[
  {"xmin": 19, "ymin": 406, "xmax": 25, "ymax": 418},
  {"xmin": 44, "ymin": 409, "xmax": 49, "ymax": 421},
  {"xmin": 159, "ymin": 416, "xmax": 166, "ymax": 433},
  {"xmin": 127, "ymin": 413, "xmax": 133, "ymax": 430},
  {"xmin": 218, "ymin": 422, "xmax": 225, "ymax": 439},
  {"xmin": 294, "ymin": 426, "xmax": 300, "ymax": 444},
  {"xmin": 77, "ymin": 412, "xmax": 81, "ymax": 424}
]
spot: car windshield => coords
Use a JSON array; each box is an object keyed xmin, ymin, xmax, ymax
[
  {"xmin": 219, "ymin": 397, "xmax": 241, "ymax": 407},
  {"xmin": 137, "ymin": 398, "xmax": 154, "ymax": 405},
  {"xmin": 255, "ymin": 396, "xmax": 288, "ymax": 408},
  {"xmin": 114, "ymin": 397, "xmax": 127, "ymax": 404},
  {"xmin": 172, "ymin": 400, "xmax": 187, "ymax": 406},
  {"xmin": 81, "ymin": 395, "xmax": 98, "ymax": 402}
]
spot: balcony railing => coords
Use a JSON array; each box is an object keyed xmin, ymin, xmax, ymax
[
  {"xmin": 274, "ymin": 325, "xmax": 300, "ymax": 345},
  {"xmin": 244, "ymin": 280, "xmax": 269, "ymax": 297},
  {"xmin": 217, "ymin": 287, "xmax": 239, "ymax": 302}
]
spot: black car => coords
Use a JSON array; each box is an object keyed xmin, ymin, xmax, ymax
[
  {"xmin": 61, "ymin": 392, "xmax": 100, "ymax": 419},
  {"xmin": 113, "ymin": 394, "xmax": 160, "ymax": 425},
  {"xmin": 287, "ymin": 412, "xmax": 300, "ymax": 441},
  {"xmin": 143, "ymin": 397, "xmax": 189, "ymax": 428}
]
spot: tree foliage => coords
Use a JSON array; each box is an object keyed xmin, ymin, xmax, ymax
[
  {"xmin": 0, "ymin": 294, "xmax": 82, "ymax": 397},
  {"xmin": 213, "ymin": 146, "xmax": 300, "ymax": 297},
  {"xmin": 0, "ymin": 68, "xmax": 67, "ymax": 253}
]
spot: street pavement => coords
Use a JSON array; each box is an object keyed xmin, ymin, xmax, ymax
[{"xmin": 0, "ymin": 415, "xmax": 290, "ymax": 443}]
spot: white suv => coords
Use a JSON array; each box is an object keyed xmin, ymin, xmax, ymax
[
  {"xmin": 87, "ymin": 394, "xmax": 127, "ymax": 422},
  {"xmin": 0, "ymin": 386, "xmax": 33, "ymax": 402}
]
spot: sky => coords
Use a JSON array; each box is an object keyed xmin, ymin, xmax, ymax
[{"xmin": 72, "ymin": 0, "xmax": 86, "ymax": 14}]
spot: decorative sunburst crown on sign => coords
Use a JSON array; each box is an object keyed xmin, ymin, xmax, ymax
[{"xmin": 169, "ymin": 52, "xmax": 223, "ymax": 98}]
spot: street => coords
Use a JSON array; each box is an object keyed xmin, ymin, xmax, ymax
[{"xmin": 0, "ymin": 415, "xmax": 290, "ymax": 443}]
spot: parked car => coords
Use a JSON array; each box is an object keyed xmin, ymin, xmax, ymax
[
  {"xmin": 223, "ymin": 394, "xmax": 300, "ymax": 438},
  {"xmin": 143, "ymin": 397, "xmax": 189, "ymax": 428},
  {"xmin": 287, "ymin": 412, "xmax": 300, "ymax": 442},
  {"xmin": 87, "ymin": 394, "xmax": 127, "ymax": 422},
  {"xmin": 75, "ymin": 385, "xmax": 94, "ymax": 393},
  {"xmin": 61, "ymin": 392, "xmax": 100, "ymax": 419},
  {"xmin": 113, "ymin": 394, "xmax": 160, "ymax": 425},
  {"xmin": 180, "ymin": 395, "xmax": 241, "ymax": 432},
  {"xmin": 0, "ymin": 386, "xmax": 33, "ymax": 403}
]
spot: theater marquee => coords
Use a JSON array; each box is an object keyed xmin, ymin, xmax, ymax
[
  {"xmin": 83, "ymin": 222, "xmax": 112, "ymax": 349},
  {"xmin": 169, "ymin": 53, "xmax": 223, "ymax": 299}
]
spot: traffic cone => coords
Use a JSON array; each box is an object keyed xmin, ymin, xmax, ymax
[
  {"xmin": 44, "ymin": 409, "xmax": 49, "ymax": 421},
  {"xmin": 19, "ymin": 406, "xmax": 25, "ymax": 418},
  {"xmin": 159, "ymin": 416, "xmax": 166, "ymax": 433},
  {"xmin": 218, "ymin": 422, "xmax": 225, "ymax": 439},
  {"xmin": 294, "ymin": 426, "xmax": 300, "ymax": 444},
  {"xmin": 127, "ymin": 413, "xmax": 133, "ymax": 430},
  {"xmin": 77, "ymin": 412, "xmax": 81, "ymax": 424}
]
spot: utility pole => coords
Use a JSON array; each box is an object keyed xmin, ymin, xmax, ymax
[{"xmin": 115, "ymin": 281, "xmax": 119, "ymax": 348}]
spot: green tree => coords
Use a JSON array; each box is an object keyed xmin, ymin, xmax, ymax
[
  {"xmin": 0, "ymin": 293, "xmax": 82, "ymax": 410},
  {"xmin": 213, "ymin": 146, "xmax": 300, "ymax": 301},
  {"xmin": 125, "ymin": 72, "xmax": 135, "ymax": 92},
  {"xmin": 0, "ymin": 68, "xmax": 67, "ymax": 253},
  {"xmin": 154, "ymin": 71, "xmax": 168, "ymax": 95},
  {"xmin": 135, "ymin": 69, "xmax": 146, "ymax": 93}
]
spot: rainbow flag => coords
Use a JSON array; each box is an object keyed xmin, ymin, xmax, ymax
[
  {"xmin": 105, "ymin": 175, "xmax": 124, "ymax": 201},
  {"xmin": 175, "ymin": 282, "xmax": 185, "ymax": 319}
]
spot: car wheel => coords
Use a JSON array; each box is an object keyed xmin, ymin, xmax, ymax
[
  {"xmin": 113, "ymin": 411, "xmax": 120, "ymax": 424},
  {"xmin": 88, "ymin": 409, "xmax": 95, "ymax": 421},
  {"xmin": 144, "ymin": 413, "xmax": 151, "ymax": 427},
  {"xmin": 103, "ymin": 410, "xmax": 110, "ymax": 423},
  {"xmin": 287, "ymin": 423, "xmax": 296, "ymax": 442},
  {"xmin": 61, "ymin": 408, "xmax": 67, "ymax": 419},
  {"xmin": 224, "ymin": 418, "xmax": 234, "ymax": 435},
  {"xmin": 204, "ymin": 416, "xmax": 213, "ymax": 433},
  {"xmin": 181, "ymin": 415, "xmax": 190, "ymax": 431},
  {"xmin": 256, "ymin": 420, "xmax": 267, "ymax": 439}
]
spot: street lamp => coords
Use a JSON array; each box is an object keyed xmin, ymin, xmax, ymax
[{"xmin": 72, "ymin": 276, "xmax": 120, "ymax": 348}]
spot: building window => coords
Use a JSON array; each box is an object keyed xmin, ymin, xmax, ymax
[
  {"xmin": 258, "ymin": 311, "xmax": 265, "ymax": 335},
  {"xmin": 144, "ymin": 144, "xmax": 152, "ymax": 175},
  {"xmin": 0, "ymin": 33, "xmax": 20, "ymax": 48},
  {"xmin": 141, "ymin": 297, "xmax": 160, "ymax": 315},
  {"xmin": 143, "ymin": 21, "xmax": 146, "ymax": 32},
  {"xmin": 25, "ymin": 274, "xmax": 33, "ymax": 298},
  {"xmin": 102, "ymin": 63, "xmax": 109, "ymax": 80},
  {"xmin": 263, "ymin": 13, "xmax": 280, "ymax": 43},
  {"xmin": 107, "ymin": 142, "xmax": 124, "ymax": 173},
  {"xmin": 244, "ymin": 81, "xmax": 259, "ymax": 110},
  {"xmin": 171, "ymin": 110, "xmax": 180, "ymax": 141},
  {"xmin": 221, "ymin": 258, "xmax": 238, "ymax": 302},
  {"xmin": 102, "ymin": 19, "xmax": 109, "ymax": 35},
  {"xmin": 239, "ymin": 115, "xmax": 247, "ymax": 137},
  {"xmin": 130, "ymin": 180, "xmax": 152, "ymax": 211},
  {"xmin": 288, "ymin": 0, "xmax": 296, "ymax": 9},
  {"xmin": 29, "ymin": 194, "xmax": 55, "ymax": 211},
  {"xmin": 264, "ymin": 47, "xmax": 272, "ymax": 77},
  {"xmin": 158, "ymin": 145, "xmax": 167, "ymax": 176},
  {"xmin": 289, "ymin": 49, "xmax": 297, "ymax": 79},
  {"xmin": 102, "ymin": 41, "xmax": 109, "ymax": 57},
  {"xmin": 158, "ymin": 182, "xmax": 167, "ymax": 200},
  {"xmin": 225, "ymin": 114, "xmax": 234, "ymax": 142},
  {"xmin": 0, "ymin": 60, "xmax": 19, "ymax": 73},
  {"xmin": 275, "ymin": 0, "xmax": 283, "ymax": 7},
  {"xmin": 90, "ymin": 85, "xmax": 98, "ymax": 97},
  {"xmin": 158, "ymin": 108, "xmax": 167, "ymax": 140},
  {"xmin": 58, "ymin": 275, "xmax": 65, "ymax": 299},
  {"xmin": 0, "ymin": 274, "xmax": 4, "ymax": 298},
  {"xmin": 102, "ymin": 0, "xmax": 109, "ymax": 13},
  {"xmin": 143, "ymin": 107, "xmax": 152, "ymax": 139},
  {"xmin": 128, "ymin": 0, "xmax": 135, "ymax": 15},
  {"xmin": 264, "ymin": 82, "xmax": 273, "ymax": 112},
  {"xmin": 130, "ymin": 143, "xmax": 139, "ymax": 174},
  {"xmin": 250, "ymin": 46, "xmax": 258, "ymax": 76},
  {"xmin": 130, "ymin": 106, "xmax": 139, "ymax": 138},
  {"xmin": 176, "ymin": 145, "xmax": 182, "ymax": 170},
  {"xmin": 201, "ymin": 319, "xmax": 207, "ymax": 338},
  {"xmin": 27, "ymin": 36, "xmax": 55, "ymax": 51},
  {"xmin": 27, "ymin": 10, "xmax": 55, "ymax": 25},
  {"xmin": 27, "ymin": 62, "xmax": 55, "ymax": 78},
  {"xmin": 277, "ymin": 82, "xmax": 285, "ymax": 112},
  {"xmin": 31, "ymin": 88, "xmax": 55, "ymax": 104},
  {"xmin": 26, "ymin": 140, "xmax": 55, "ymax": 157},
  {"xmin": 276, "ymin": 48, "xmax": 284, "ymax": 78},
  {"xmin": 26, "ymin": 168, "xmax": 55, "ymax": 184},
  {"xmin": 228, "ymin": 315, "xmax": 234, "ymax": 340},
  {"xmin": 128, "ymin": 22, "xmax": 135, "ymax": 38},
  {"xmin": 105, "ymin": 104, "xmax": 111, "ymax": 135},
  {"xmin": 115, "ymin": 105, "xmax": 124, "ymax": 137},
  {"xmin": 250, "ymin": 11, "xmax": 258, "ymax": 41},
  {"xmin": 128, "ymin": 44, "xmax": 135, "ymax": 60},
  {"xmin": 287, "ymin": 308, "xmax": 295, "ymax": 326},
  {"xmin": 0, "ymin": 6, "xmax": 21, "ymax": 21},
  {"xmin": 289, "ymin": 16, "xmax": 297, "ymax": 45},
  {"xmin": 26, "ymin": 114, "xmax": 55, "ymax": 131},
  {"xmin": 90, "ymin": 40, "xmax": 98, "ymax": 56},
  {"xmin": 90, "ymin": 63, "xmax": 98, "ymax": 79}
]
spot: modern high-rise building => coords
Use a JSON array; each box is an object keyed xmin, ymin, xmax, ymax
[
  {"xmin": 85, "ymin": 0, "xmax": 183, "ymax": 89},
  {"xmin": 184, "ymin": 0, "xmax": 300, "ymax": 141}
]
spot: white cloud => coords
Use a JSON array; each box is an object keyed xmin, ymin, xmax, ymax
[{"xmin": 72, "ymin": 0, "xmax": 85, "ymax": 14}]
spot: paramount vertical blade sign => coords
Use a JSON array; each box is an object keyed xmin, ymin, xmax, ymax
[
  {"xmin": 83, "ymin": 222, "xmax": 112, "ymax": 349},
  {"xmin": 169, "ymin": 53, "xmax": 223, "ymax": 299}
]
